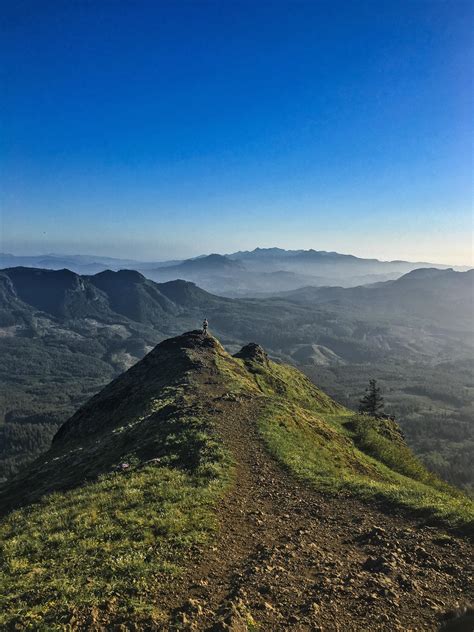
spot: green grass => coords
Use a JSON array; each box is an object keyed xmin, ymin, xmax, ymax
[
  {"xmin": 0, "ymin": 336, "xmax": 244, "ymax": 629},
  {"xmin": 240, "ymin": 357, "xmax": 342, "ymax": 414},
  {"xmin": 1, "ymin": 336, "xmax": 473, "ymax": 629},
  {"xmin": 256, "ymin": 400, "xmax": 474, "ymax": 533},
  {"xmin": 0, "ymin": 459, "xmax": 230, "ymax": 629},
  {"xmin": 0, "ymin": 341, "xmax": 235, "ymax": 630},
  {"xmin": 222, "ymin": 353, "xmax": 474, "ymax": 533}
]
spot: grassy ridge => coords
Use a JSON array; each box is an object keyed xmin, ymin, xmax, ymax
[
  {"xmin": 0, "ymin": 335, "xmax": 236, "ymax": 629},
  {"xmin": 243, "ymin": 360, "xmax": 474, "ymax": 532},
  {"xmin": 1, "ymin": 335, "xmax": 473, "ymax": 629}
]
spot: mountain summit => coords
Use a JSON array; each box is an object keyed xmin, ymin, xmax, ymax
[{"xmin": 0, "ymin": 331, "xmax": 473, "ymax": 629}]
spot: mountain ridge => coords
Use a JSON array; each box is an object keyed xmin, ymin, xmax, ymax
[
  {"xmin": 0, "ymin": 266, "xmax": 219, "ymax": 323},
  {"xmin": 2, "ymin": 249, "xmax": 470, "ymax": 297},
  {"xmin": 0, "ymin": 330, "xmax": 472, "ymax": 630},
  {"xmin": 3, "ymin": 248, "xmax": 468, "ymax": 270},
  {"xmin": 1, "ymin": 330, "xmax": 470, "ymax": 524}
]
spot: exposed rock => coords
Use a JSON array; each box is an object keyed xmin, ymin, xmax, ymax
[
  {"xmin": 357, "ymin": 525, "xmax": 388, "ymax": 545},
  {"xmin": 234, "ymin": 343, "xmax": 269, "ymax": 366},
  {"xmin": 363, "ymin": 555, "xmax": 395, "ymax": 574},
  {"xmin": 185, "ymin": 598, "xmax": 204, "ymax": 616}
]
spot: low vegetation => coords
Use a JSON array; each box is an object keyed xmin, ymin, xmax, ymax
[
  {"xmin": 234, "ymin": 354, "xmax": 474, "ymax": 533},
  {"xmin": 0, "ymin": 336, "xmax": 235, "ymax": 628},
  {"xmin": 306, "ymin": 359, "xmax": 474, "ymax": 495},
  {"xmin": 0, "ymin": 463, "xmax": 228, "ymax": 628},
  {"xmin": 1, "ymin": 333, "xmax": 473, "ymax": 628}
]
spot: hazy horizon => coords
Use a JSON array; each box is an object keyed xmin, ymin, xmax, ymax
[{"xmin": 1, "ymin": 244, "xmax": 473, "ymax": 268}]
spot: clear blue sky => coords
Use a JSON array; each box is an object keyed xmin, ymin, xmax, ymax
[{"xmin": 1, "ymin": 0, "xmax": 472, "ymax": 264}]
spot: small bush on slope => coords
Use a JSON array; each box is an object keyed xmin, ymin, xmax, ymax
[{"xmin": 349, "ymin": 414, "xmax": 447, "ymax": 488}]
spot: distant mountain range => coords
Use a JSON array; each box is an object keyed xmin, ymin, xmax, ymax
[
  {"xmin": 0, "ymin": 266, "xmax": 223, "ymax": 326},
  {"xmin": 1, "ymin": 249, "xmax": 469, "ymax": 296}
]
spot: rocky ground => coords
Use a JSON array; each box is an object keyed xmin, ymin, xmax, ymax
[{"xmin": 150, "ymin": 371, "xmax": 473, "ymax": 631}]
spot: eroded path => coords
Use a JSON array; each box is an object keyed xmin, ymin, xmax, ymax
[{"xmin": 156, "ymin": 384, "xmax": 473, "ymax": 631}]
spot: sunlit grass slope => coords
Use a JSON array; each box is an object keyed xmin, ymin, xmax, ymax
[
  {"xmin": 0, "ymin": 333, "xmax": 472, "ymax": 628},
  {"xmin": 0, "ymin": 463, "xmax": 227, "ymax": 629},
  {"xmin": 234, "ymin": 351, "xmax": 474, "ymax": 533},
  {"xmin": 0, "ymin": 333, "xmax": 233, "ymax": 629}
]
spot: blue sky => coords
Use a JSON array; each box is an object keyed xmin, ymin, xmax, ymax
[{"xmin": 1, "ymin": 0, "xmax": 472, "ymax": 264}]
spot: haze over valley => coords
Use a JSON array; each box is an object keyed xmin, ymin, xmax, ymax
[{"xmin": 1, "ymin": 248, "xmax": 469, "ymax": 296}]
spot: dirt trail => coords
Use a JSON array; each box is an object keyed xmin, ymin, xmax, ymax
[{"xmin": 159, "ymin": 381, "xmax": 473, "ymax": 631}]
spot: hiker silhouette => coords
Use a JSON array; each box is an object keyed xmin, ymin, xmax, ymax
[{"xmin": 202, "ymin": 319, "xmax": 209, "ymax": 335}]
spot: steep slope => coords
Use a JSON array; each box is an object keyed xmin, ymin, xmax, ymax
[
  {"xmin": 1, "ymin": 267, "xmax": 113, "ymax": 320},
  {"xmin": 0, "ymin": 332, "xmax": 472, "ymax": 630},
  {"xmin": 0, "ymin": 269, "xmax": 225, "ymax": 480},
  {"xmin": 88, "ymin": 269, "xmax": 179, "ymax": 323},
  {"xmin": 1, "ymin": 267, "xmax": 204, "ymax": 325},
  {"xmin": 0, "ymin": 267, "xmax": 222, "ymax": 323},
  {"xmin": 0, "ymin": 271, "xmax": 37, "ymax": 327}
]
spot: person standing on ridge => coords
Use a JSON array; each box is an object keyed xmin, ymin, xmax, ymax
[{"xmin": 202, "ymin": 318, "xmax": 209, "ymax": 335}]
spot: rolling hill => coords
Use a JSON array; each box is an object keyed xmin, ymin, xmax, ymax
[
  {"xmin": 279, "ymin": 268, "xmax": 474, "ymax": 332},
  {"xmin": 0, "ymin": 331, "xmax": 472, "ymax": 630}
]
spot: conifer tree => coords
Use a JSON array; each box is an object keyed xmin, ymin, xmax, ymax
[{"xmin": 359, "ymin": 379, "xmax": 384, "ymax": 417}]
